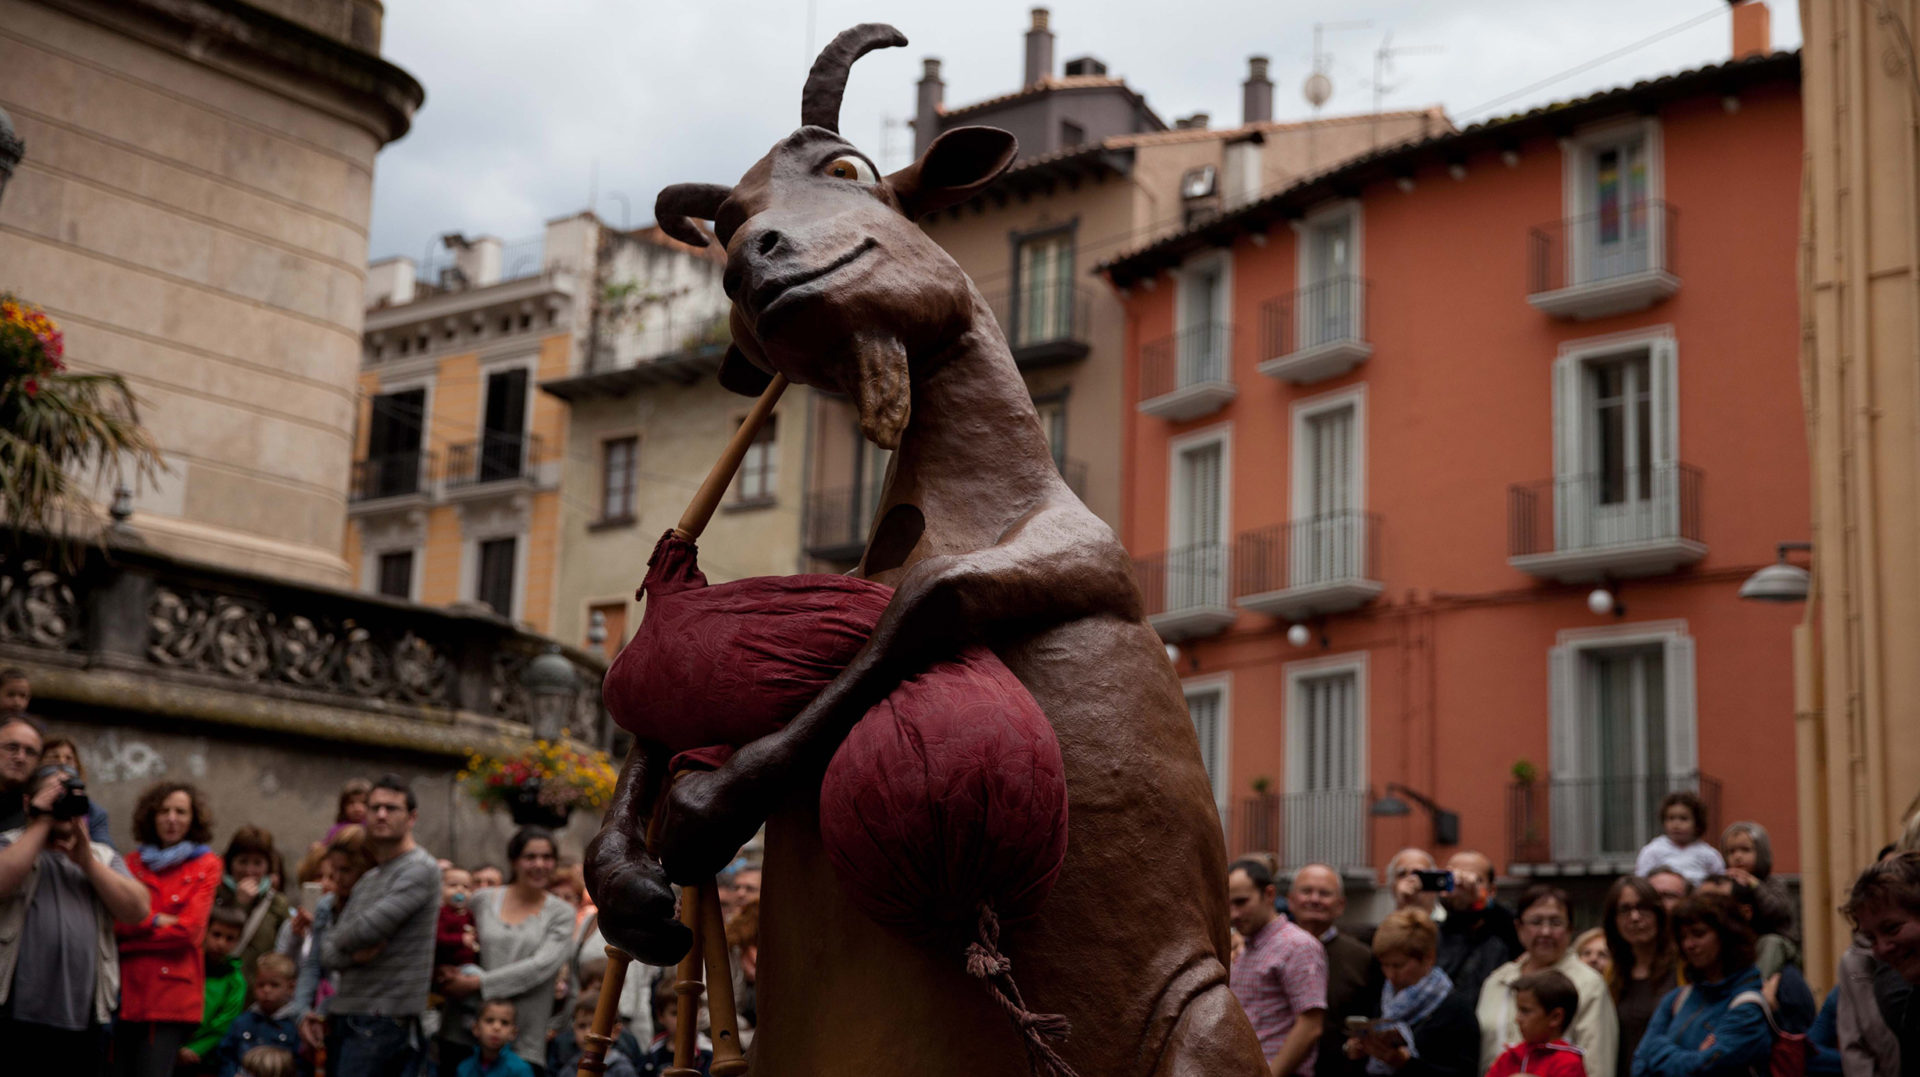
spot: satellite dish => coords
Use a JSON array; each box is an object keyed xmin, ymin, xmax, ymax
[{"xmin": 1304, "ymin": 71, "xmax": 1332, "ymax": 108}]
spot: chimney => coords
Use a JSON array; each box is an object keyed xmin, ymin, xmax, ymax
[
  {"xmin": 1243, "ymin": 56, "xmax": 1274, "ymax": 125},
  {"xmin": 1024, "ymin": 7, "xmax": 1054, "ymax": 87},
  {"xmin": 914, "ymin": 57, "xmax": 944, "ymax": 156},
  {"xmin": 1178, "ymin": 112, "xmax": 1210, "ymax": 131},
  {"xmin": 365, "ymin": 256, "xmax": 416, "ymax": 308},
  {"xmin": 1731, "ymin": 1, "xmax": 1770, "ymax": 60},
  {"xmin": 444, "ymin": 234, "xmax": 502, "ymax": 289}
]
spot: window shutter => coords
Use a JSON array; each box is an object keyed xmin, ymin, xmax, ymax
[
  {"xmin": 1187, "ymin": 690, "xmax": 1223, "ymax": 806},
  {"xmin": 1648, "ymin": 337, "xmax": 1681, "ymax": 536},
  {"xmin": 1663, "ymin": 633, "xmax": 1698, "ymax": 780},
  {"xmin": 1548, "ymin": 644, "xmax": 1587, "ymax": 860},
  {"xmin": 1551, "ymin": 355, "xmax": 1584, "ymax": 549}
]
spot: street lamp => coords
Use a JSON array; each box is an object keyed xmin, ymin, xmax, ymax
[
  {"xmin": 0, "ymin": 107, "xmax": 22, "ymax": 207},
  {"xmin": 521, "ymin": 644, "xmax": 581, "ymax": 742},
  {"xmin": 1370, "ymin": 782, "xmax": 1461, "ymax": 847},
  {"xmin": 1739, "ymin": 541, "xmax": 1811, "ymax": 603}
]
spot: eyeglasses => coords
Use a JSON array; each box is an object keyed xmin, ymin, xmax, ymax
[{"xmin": 1521, "ymin": 916, "xmax": 1568, "ymax": 930}]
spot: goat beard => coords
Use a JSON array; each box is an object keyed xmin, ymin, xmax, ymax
[{"xmin": 852, "ymin": 333, "xmax": 911, "ymax": 450}]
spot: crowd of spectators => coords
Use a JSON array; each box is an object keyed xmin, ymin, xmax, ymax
[
  {"xmin": 1228, "ymin": 789, "xmax": 1920, "ymax": 1077},
  {"xmin": 0, "ymin": 670, "xmax": 748, "ymax": 1077}
]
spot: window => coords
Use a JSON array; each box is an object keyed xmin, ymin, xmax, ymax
[
  {"xmin": 1296, "ymin": 203, "xmax": 1361, "ymax": 350},
  {"xmin": 1564, "ymin": 120, "xmax": 1664, "ymax": 284},
  {"xmin": 1033, "ymin": 394, "xmax": 1068, "ymax": 471},
  {"xmin": 1285, "ymin": 655, "xmax": 1367, "ymax": 868},
  {"xmin": 734, "ymin": 418, "xmax": 777, "ymax": 504},
  {"xmin": 1175, "ymin": 256, "xmax": 1229, "ymax": 386},
  {"xmin": 364, "ymin": 389, "xmax": 426, "ymax": 498},
  {"xmin": 1060, "ymin": 120, "xmax": 1085, "ymax": 148},
  {"xmin": 1549, "ymin": 624, "xmax": 1697, "ymax": 861},
  {"xmin": 1183, "ymin": 680, "xmax": 1228, "ymax": 811},
  {"xmin": 376, "ymin": 550, "xmax": 413, "ymax": 600},
  {"xmin": 1168, "ymin": 428, "xmax": 1228, "ymax": 610},
  {"xmin": 480, "ymin": 367, "xmax": 531, "ymax": 482},
  {"xmin": 1552, "ymin": 334, "xmax": 1678, "ymax": 548},
  {"xmin": 589, "ymin": 601, "xmax": 628, "ymax": 661},
  {"xmin": 1290, "ymin": 387, "xmax": 1365, "ymax": 585},
  {"xmin": 1014, "ymin": 230, "xmax": 1074, "ymax": 347},
  {"xmin": 601, "ymin": 437, "xmax": 637, "ymax": 520},
  {"xmin": 476, "ymin": 537, "xmax": 517, "ymax": 618}
]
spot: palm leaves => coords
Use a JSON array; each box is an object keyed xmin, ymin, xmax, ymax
[{"xmin": 1, "ymin": 294, "xmax": 164, "ymax": 561}]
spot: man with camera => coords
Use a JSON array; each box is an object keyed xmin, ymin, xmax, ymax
[
  {"xmin": 1435, "ymin": 850, "xmax": 1521, "ymax": 1007},
  {"xmin": 0, "ymin": 761, "xmax": 152, "ymax": 1070}
]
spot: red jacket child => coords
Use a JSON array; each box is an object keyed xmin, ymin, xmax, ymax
[
  {"xmin": 116, "ymin": 845, "xmax": 223, "ymax": 1024},
  {"xmin": 1485, "ymin": 1040, "xmax": 1588, "ymax": 1077}
]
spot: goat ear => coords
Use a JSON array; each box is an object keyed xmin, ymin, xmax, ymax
[
  {"xmin": 717, "ymin": 344, "xmax": 775, "ymax": 396},
  {"xmin": 887, "ymin": 126, "xmax": 1017, "ymax": 219}
]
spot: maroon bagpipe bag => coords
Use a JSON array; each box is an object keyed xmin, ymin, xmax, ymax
[{"xmin": 604, "ymin": 530, "xmax": 1078, "ymax": 1077}]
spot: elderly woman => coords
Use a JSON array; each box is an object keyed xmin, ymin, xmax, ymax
[
  {"xmin": 1602, "ymin": 875, "xmax": 1682, "ymax": 1077},
  {"xmin": 435, "ymin": 826, "xmax": 574, "ymax": 1076},
  {"xmin": 1476, "ymin": 884, "xmax": 1618, "ymax": 1077},
  {"xmin": 114, "ymin": 781, "xmax": 223, "ymax": 1077},
  {"xmin": 1345, "ymin": 909, "xmax": 1479, "ymax": 1077},
  {"xmin": 1630, "ymin": 894, "xmax": 1772, "ymax": 1076}
]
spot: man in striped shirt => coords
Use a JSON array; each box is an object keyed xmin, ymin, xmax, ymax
[{"xmin": 1229, "ymin": 859, "xmax": 1328, "ymax": 1076}]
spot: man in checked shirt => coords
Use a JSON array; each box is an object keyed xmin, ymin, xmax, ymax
[{"xmin": 1229, "ymin": 859, "xmax": 1330, "ymax": 1076}]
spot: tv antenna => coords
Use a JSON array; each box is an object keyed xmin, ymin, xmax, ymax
[
  {"xmin": 1371, "ymin": 32, "xmax": 1444, "ymax": 146},
  {"xmin": 1304, "ymin": 19, "xmax": 1372, "ymax": 112}
]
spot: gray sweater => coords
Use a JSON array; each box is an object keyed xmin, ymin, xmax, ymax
[
  {"xmin": 320, "ymin": 844, "xmax": 439, "ymax": 1016},
  {"xmin": 449, "ymin": 887, "xmax": 574, "ymax": 1064}
]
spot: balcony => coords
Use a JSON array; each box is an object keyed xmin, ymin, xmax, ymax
[
  {"xmin": 1133, "ymin": 543, "xmax": 1235, "ymax": 641},
  {"xmin": 1257, "ymin": 276, "xmax": 1372, "ymax": 384},
  {"xmin": 1508, "ymin": 463, "xmax": 1705, "ymax": 583},
  {"xmin": 1138, "ymin": 322, "xmax": 1235, "ymax": 421},
  {"xmin": 348, "ymin": 450, "xmax": 436, "ymax": 511},
  {"xmin": 1054, "ymin": 456, "xmax": 1089, "ymax": 499},
  {"xmin": 1236, "ymin": 789, "xmax": 1370, "ymax": 871},
  {"xmin": 1509, "ymin": 771, "xmax": 1721, "ymax": 874},
  {"xmin": 986, "ymin": 281, "xmax": 1094, "ymax": 369},
  {"xmin": 1527, "ymin": 200, "xmax": 1679, "ymax": 320},
  {"xmin": 804, "ymin": 482, "xmax": 886, "ymax": 564},
  {"xmin": 1233, "ymin": 512, "xmax": 1383, "ymax": 621},
  {"xmin": 445, "ymin": 432, "xmax": 545, "ymax": 496}
]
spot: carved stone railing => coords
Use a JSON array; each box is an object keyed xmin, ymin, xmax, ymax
[{"xmin": 0, "ymin": 541, "xmax": 609, "ymax": 757}]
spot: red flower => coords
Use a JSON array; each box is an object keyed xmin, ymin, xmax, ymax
[{"xmin": 22, "ymin": 377, "xmax": 37, "ymax": 397}]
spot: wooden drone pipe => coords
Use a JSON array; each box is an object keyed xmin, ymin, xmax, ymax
[
  {"xmin": 675, "ymin": 373, "xmax": 788, "ymax": 542},
  {"xmin": 663, "ymin": 882, "xmax": 707, "ymax": 1077},
  {"xmin": 700, "ymin": 881, "xmax": 750, "ymax": 1075},
  {"xmin": 573, "ymin": 946, "xmax": 629, "ymax": 1076}
]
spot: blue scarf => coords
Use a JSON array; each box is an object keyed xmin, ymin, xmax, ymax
[
  {"xmin": 1368, "ymin": 965, "xmax": 1454, "ymax": 1075},
  {"xmin": 138, "ymin": 840, "xmax": 210, "ymax": 872}
]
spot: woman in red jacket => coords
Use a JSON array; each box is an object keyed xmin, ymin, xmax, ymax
[{"xmin": 114, "ymin": 780, "xmax": 222, "ymax": 1077}]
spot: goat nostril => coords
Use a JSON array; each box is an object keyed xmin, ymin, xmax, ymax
[{"xmin": 756, "ymin": 230, "xmax": 783, "ymax": 257}]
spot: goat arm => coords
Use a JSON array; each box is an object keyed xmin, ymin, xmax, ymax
[
  {"xmin": 654, "ymin": 506, "xmax": 1137, "ymax": 884},
  {"xmin": 583, "ymin": 739, "xmax": 693, "ymax": 966}
]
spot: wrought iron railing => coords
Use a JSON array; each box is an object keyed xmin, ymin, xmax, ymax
[
  {"xmin": 1508, "ymin": 463, "xmax": 1702, "ymax": 557},
  {"xmin": 986, "ymin": 281, "xmax": 1094, "ymax": 358},
  {"xmin": 804, "ymin": 482, "xmax": 887, "ymax": 559},
  {"xmin": 1234, "ymin": 790, "xmax": 1369, "ymax": 868},
  {"xmin": 349, "ymin": 450, "xmax": 435, "ymax": 502},
  {"xmin": 1528, "ymin": 200, "xmax": 1678, "ymax": 294},
  {"xmin": 1140, "ymin": 321, "xmax": 1233, "ymax": 402},
  {"xmin": 1055, "ymin": 456, "xmax": 1089, "ymax": 498},
  {"xmin": 1132, "ymin": 543, "xmax": 1230, "ymax": 617},
  {"xmin": 1233, "ymin": 512, "xmax": 1381, "ymax": 595},
  {"xmin": 1261, "ymin": 276, "xmax": 1370, "ymax": 357},
  {"xmin": 1509, "ymin": 771, "xmax": 1721, "ymax": 865},
  {"xmin": 445, "ymin": 432, "xmax": 545, "ymax": 489}
]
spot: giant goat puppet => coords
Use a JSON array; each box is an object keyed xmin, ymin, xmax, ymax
[{"xmin": 584, "ymin": 23, "xmax": 1270, "ymax": 1077}]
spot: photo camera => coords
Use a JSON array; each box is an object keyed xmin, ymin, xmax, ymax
[
  {"xmin": 31, "ymin": 763, "xmax": 91, "ymax": 822},
  {"xmin": 1413, "ymin": 868, "xmax": 1455, "ymax": 893}
]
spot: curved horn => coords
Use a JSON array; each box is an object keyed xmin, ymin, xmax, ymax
[
  {"xmin": 654, "ymin": 183, "xmax": 731, "ymax": 248},
  {"xmin": 801, "ymin": 23, "xmax": 908, "ymax": 133}
]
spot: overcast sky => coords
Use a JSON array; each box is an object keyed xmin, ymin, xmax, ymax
[{"xmin": 366, "ymin": 0, "xmax": 1802, "ymax": 264}]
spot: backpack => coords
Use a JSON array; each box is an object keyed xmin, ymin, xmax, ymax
[{"xmin": 1730, "ymin": 989, "xmax": 1807, "ymax": 1077}]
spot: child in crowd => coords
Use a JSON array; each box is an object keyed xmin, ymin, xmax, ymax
[
  {"xmin": 458, "ymin": 999, "xmax": 536, "ymax": 1077},
  {"xmin": 0, "ymin": 667, "xmax": 29, "ymax": 715},
  {"xmin": 1484, "ymin": 969, "xmax": 1589, "ymax": 1077},
  {"xmin": 324, "ymin": 778, "xmax": 371, "ymax": 843},
  {"xmin": 235, "ymin": 1045, "xmax": 294, "ymax": 1077},
  {"xmin": 438, "ymin": 864, "xmax": 482, "ymax": 971},
  {"xmin": 642, "ymin": 976, "xmax": 713, "ymax": 1076},
  {"xmin": 38, "ymin": 736, "xmax": 113, "ymax": 845},
  {"xmin": 1633, "ymin": 791, "xmax": 1726, "ymax": 885},
  {"xmin": 210, "ymin": 953, "xmax": 299, "ymax": 1077},
  {"xmin": 179, "ymin": 906, "xmax": 250, "ymax": 1072},
  {"xmin": 563, "ymin": 986, "xmax": 640, "ymax": 1077},
  {"xmin": 471, "ymin": 863, "xmax": 504, "ymax": 890},
  {"xmin": 216, "ymin": 824, "xmax": 290, "ymax": 975}
]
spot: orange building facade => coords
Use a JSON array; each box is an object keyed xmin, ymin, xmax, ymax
[{"xmin": 1101, "ymin": 52, "xmax": 1807, "ymax": 892}]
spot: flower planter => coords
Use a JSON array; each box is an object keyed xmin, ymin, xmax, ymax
[{"xmin": 507, "ymin": 782, "xmax": 572, "ymax": 830}]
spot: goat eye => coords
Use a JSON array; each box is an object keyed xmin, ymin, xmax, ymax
[{"xmin": 826, "ymin": 156, "xmax": 877, "ymax": 183}]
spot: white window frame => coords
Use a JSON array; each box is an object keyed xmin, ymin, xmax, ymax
[
  {"xmin": 1551, "ymin": 327, "xmax": 1679, "ymax": 549},
  {"xmin": 474, "ymin": 352, "xmax": 541, "ymax": 478},
  {"xmin": 1172, "ymin": 251, "xmax": 1233, "ymax": 386},
  {"xmin": 360, "ymin": 543, "xmax": 423, "ymax": 602},
  {"xmin": 1289, "ymin": 385, "xmax": 1366, "ymax": 585},
  {"xmin": 1291, "ymin": 199, "xmax": 1364, "ymax": 350},
  {"xmin": 1182, "ymin": 672, "xmax": 1232, "ymax": 815},
  {"xmin": 1282, "ymin": 651, "xmax": 1369, "ymax": 869},
  {"xmin": 600, "ymin": 432, "xmax": 640, "ymax": 519},
  {"xmin": 732, "ymin": 415, "xmax": 779, "ymax": 504},
  {"xmin": 1166, "ymin": 423, "xmax": 1232, "ymax": 611},
  {"xmin": 459, "ymin": 518, "xmax": 530, "ymax": 622},
  {"xmin": 1560, "ymin": 118, "xmax": 1665, "ymax": 284},
  {"xmin": 1547, "ymin": 619, "xmax": 1698, "ymax": 862},
  {"xmin": 366, "ymin": 373, "xmax": 435, "ymax": 490}
]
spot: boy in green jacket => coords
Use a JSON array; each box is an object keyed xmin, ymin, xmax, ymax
[{"xmin": 179, "ymin": 905, "xmax": 249, "ymax": 1072}]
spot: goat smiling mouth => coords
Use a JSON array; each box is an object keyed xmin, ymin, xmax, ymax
[{"xmin": 752, "ymin": 237, "xmax": 878, "ymax": 321}]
